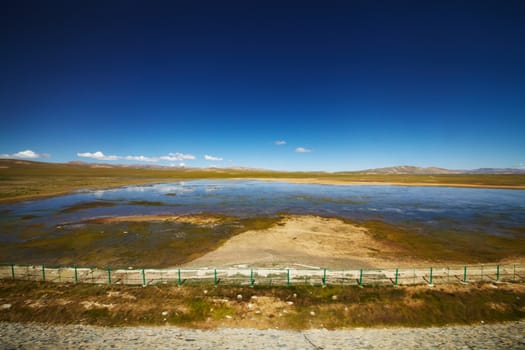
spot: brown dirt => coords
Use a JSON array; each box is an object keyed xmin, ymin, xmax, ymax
[
  {"xmin": 186, "ymin": 215, "xmax": 427, "ymax": 269},
  {"xmin": 1, "ymin": 280, "xmax": 524, "ymax": 329}
]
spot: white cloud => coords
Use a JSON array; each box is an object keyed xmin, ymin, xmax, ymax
[
  {"xmin": 124, "ymin": 155, "xmax": 158, "ymax": 162},
  {"xmin": 77, "ymin": 151, "xmax": 196, "ymax": 163},
  {"xmin": 159, "ymin": 152, "xmax": 196, "ymax": 161},
  {"xmin": 275, "ymin": 140, "xmax": 287, "ymax": 145},
  {"xmin": 295, "ymin": 147, "xmax": 312, "ymax": 153},
  {"xmin": 77, "ymin": 151, "xmax": 120, "ymax": 161},
  {"xmin": 0, "ymin": 149, "xmax": 47, "ymax": 159},
  {"xmin": 204, "ymin": 154, "xmax": 223, "ymax": 161}
]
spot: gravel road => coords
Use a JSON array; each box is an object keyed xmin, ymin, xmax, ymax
[{"xmin": 1, "ymin": 321, "xmax": 524, "ymax": 349}]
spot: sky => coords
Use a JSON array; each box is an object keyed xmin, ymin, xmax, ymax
[{"xmin": 1, "ymin": 0, "xmax": 524, "ymax": 171}]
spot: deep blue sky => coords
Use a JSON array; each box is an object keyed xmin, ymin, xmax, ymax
[{"xmin": 2, "ymin": 0, "xmax": 524, "ymax": 171}]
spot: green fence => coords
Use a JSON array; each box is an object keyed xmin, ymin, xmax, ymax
[{"xmin": 0, "ymin": 263, "xmax": 523, "ymax": 287}]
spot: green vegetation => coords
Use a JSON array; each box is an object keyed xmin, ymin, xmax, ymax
[
  {"xmin": 1, "ymin": 159, "xmax": 524, "ymax": 203},
  {"xmin": 1, "ymin": 213, "xmax": 522, "ymax": 267},
  {"xmin": 0, "ymin": 280, "xmax": 523, "ymax": 328},
  {"xmin": 327, "ymin": 173, "xmax": 525, "ymax": 187},
  {"xmin": 355, "ymin": 219, "xmax": 525, "ymax": 264},
  {"xmin": 0, "ymin": 215, "xmax": 282, "ymax": 268}
]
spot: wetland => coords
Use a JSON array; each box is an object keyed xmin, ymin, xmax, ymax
[{"xmin": 0, "ymin": 180, "xmax": 524, "ymax": 268}]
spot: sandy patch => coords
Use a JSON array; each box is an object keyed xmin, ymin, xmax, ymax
[{"xmin": 186, "ymin": 215, "xmax": 415, "ymax": 269}]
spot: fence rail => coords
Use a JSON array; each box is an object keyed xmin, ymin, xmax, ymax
[{"xmin": 0, "ymin": 263, "xmax": 523, "ymax": 287}]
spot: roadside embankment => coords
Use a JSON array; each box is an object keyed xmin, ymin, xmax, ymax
[{"xmin": 1, "ymin": 320, "xmax": 524, "ymax": 349}]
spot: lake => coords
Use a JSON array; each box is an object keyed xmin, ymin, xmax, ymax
[{"xmin": 1, "ymin": 180, "xmax": 524, "ymax": 241}]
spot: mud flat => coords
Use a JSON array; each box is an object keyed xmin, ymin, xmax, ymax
[{"xmin": 186, "ymin": 215, "xmax": 429, "ymax": 269}]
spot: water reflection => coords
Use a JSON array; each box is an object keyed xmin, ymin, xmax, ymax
[{"xmin": 0, "ymin": 180, "xmax": 524, "ymax": 239}]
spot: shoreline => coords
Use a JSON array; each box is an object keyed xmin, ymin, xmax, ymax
[
  {"xmin": 1, "ymin": 176, "xmax": 524, "ymax": 204},
  {"xmin": 247, "ymin": 177, "xmax": 525, "ymax": 190}
]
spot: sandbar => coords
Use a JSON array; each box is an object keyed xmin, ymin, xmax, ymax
[{"xmin": 185, "ymin": 215, "xmax": 429, "ymax": 269}]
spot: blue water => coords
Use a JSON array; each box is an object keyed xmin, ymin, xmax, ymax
[{"xmin": 1, "ymin": 180, "xmax": 524, "ymax": 239}]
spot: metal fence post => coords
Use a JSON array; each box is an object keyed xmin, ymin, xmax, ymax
[
  {"xmin": 250, "ymin": 269, "xmax": 254, "ymax": 286},
  {"xmin": 395, "ymin": 268, "xmax": 398, "ymax": 286},
  {"xmin": 287, "ymin": 269, "xmax": 290, "ymax": 287},
  {"xmin": 429, "ymin": 267, "xmax": 433, "ymax": 285},
  {"xmin": 42, "ymin": 264, "xmax": 46, "ymax": 282},
  {"xmin": 323, "ymin": 268, "xmax": 327, "ymax": 286},
  {"xmin": 74, "ymin": 266, "xmax": 78, "ymax": 284},
  {"xmin": 142, "ymin": 268, "xmax": 146, "ymax": 286},
  {"xmin": 463, "ymin": 266, "xmax": 467, "ymax": 283},
  {"xmin": 496, "ymin": 265, "xmax": 500, "ymax": 281},
  {"xmin": 107, "ymin": 267, "xmax": 111, "ymax": 285},
  {"xmin": 10, "ymin": 264, "xmax": 15, "ymax": 279},
  {"xmin": 214, "ymin": 269, "xmax": 218, "ymax": 286},
  {"xmin": 481, "ymin": 265, "xmax": 484, "ymax": 281},
  {"xmin": 359, "ymin": 269, "xmax": 363, "ymax": 286},
  {"xmin": 514, "ymin": 264, "xmax": 516, "ymax": 281},
  {"xmin": 178, "ymin": 269, "xmax": 181, "ymax": 286}
]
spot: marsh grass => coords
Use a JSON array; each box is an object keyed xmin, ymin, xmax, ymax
[
  {"xmin": 1, "ymin": 213, "xmax": 522, "ymax": 267},
  {"xmin": 0, "ymin": 280, "xmax": 523, "ymax": 329},
  {"xmin": 353, "ymin": 219, "xmax": 525, "ymax": 263},
  {"xmin": 0, "ymin": 216, "xmax": 282, "ymax": 268}
]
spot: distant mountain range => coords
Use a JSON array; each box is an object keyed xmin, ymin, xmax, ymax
[
  {"xmin": 0, "ymin": 159, "xmax": 524, "ymax": 174},
  {"xmin": 356, "ymin": 165, "xmax": 525, "ymax": 175},
  {"xmin": 65, "ymin": 162, "xmax": 525, "ymax": 174}
]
